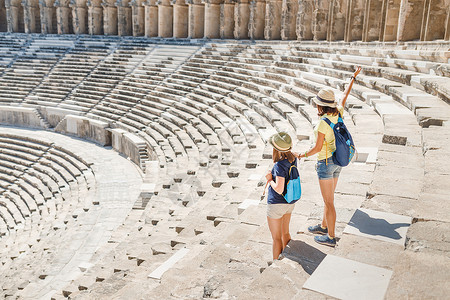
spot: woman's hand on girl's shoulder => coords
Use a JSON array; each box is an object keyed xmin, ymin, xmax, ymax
[{"xmin": 292, "ymin": 151, "xmax": 300, "ymax": 158}]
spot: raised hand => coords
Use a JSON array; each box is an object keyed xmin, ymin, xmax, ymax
[{"xmin": 353, "ymin": 66, "xmax": 362, "ymax": 78}]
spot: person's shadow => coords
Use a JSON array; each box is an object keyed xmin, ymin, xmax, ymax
[
  {"xmin": 347, "ymin": 209, "xmax": 410, "ymax": 240},
  {"xmin": 281, "ymin": 240, "xmax": 327, "ymax": 275}
]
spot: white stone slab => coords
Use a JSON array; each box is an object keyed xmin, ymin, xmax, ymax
[
  {"xmin": 148, "ymin": 248, "xmax": 190, "ymax": 280},
  {"xmin": 303, "ymin": 255, "xmax": 392, "ymax": 300},
  {"xmin": 78, "ymin": 262, "xmax": 94, "ymax": 272},
  {"xmin": 141, "ymin": 183, "xmax": 156, "ymax": 193},
  {"xmin": 238, "ymin": 199, "xmax": 260, "ymax": 215},
  {"xmin": 374, "ymin": 102, "xmax": 412, "ymax": 116},
  {"xmin": 344, "ymin": 208, "xmax": 412, "ymax": 245},
  {"xmin": 258, "ymin": 128, "xmax": 278, "ymax": 142},
  {"xmin": 248, "ymin": 174, "xmax": 262, "ymax": 181},
  {"xmin": 355, "ymin": 147, "xmax": 378, "ymax": 164},
  {"xmin": 66, "ymin": 117, "xmax": 78, "ymax": 134}
]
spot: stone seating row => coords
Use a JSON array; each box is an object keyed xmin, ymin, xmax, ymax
[
  {"xmin": 281, "ymin": 48, "xmax": 450, "ymax": 125},
  {"xmin": 0, "ymin": 39, "xmax": 442, "ymax": 192},
  {"xmin": 0, "ymin": 39, "xmax": 446, "ymax": 298},
  {"xmin": 61, "ymin": 43, "xmax": 439, "ymax": 299},
  {"xmin": 289, "ymin": 48, "xmax": 449, "ymax": 101},
  {"xmin": 54, "ymin": 149, "xmax": 269, "ymax": 299},
  {"xmin": 0, "ymin": 46, "xmax": 70, "ymax": 104},
  {"xmin": 0, "ymin": 131, "xmax": 112, "ymax": 297},
  {"xmin": 0, "ymin": 134, "xmax": 94, "ymax": 237},
  {"xmin": 0, "ymin": 41, "xmax": 400, "ymax": 298}
]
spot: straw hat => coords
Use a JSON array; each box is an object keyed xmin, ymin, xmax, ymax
[
  {"xmin": 269, "ymin": 132, "xmax": 292, "ymax": 152},
  {"xmin": 313, "ymin": 88, "xmax": 337, "ymax": 108}
]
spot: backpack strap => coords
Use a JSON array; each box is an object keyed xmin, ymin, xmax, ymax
[{"xmin": 322, "ymin": 117, "xmax": 335, "ymax": 129}]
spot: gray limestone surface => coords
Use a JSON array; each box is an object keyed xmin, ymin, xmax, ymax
[
  {"xmin": 0, "ymin": 126, "xmax": 143, "ymax": 299},
  {"xmin": 0, "ymin": 35, "xmax": 448, "ymax": 299}
]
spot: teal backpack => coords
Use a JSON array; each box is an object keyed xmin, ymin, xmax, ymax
[{"xmin": 283, "ymin": 160, "xmax": 302, "ymax": 203}]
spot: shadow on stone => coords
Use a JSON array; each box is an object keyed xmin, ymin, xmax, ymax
[
  {"xmin": 348, "ymin": 209, "xmax": 410, "ymax": 240},
  {"xmin": 281, "ymin": 240, "xmax": 326, "ymax": 275}
]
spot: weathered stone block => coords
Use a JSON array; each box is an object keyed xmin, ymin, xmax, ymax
[{"xmin": 55, "ymin": 115, "xmax": 111, "ymax": 146}]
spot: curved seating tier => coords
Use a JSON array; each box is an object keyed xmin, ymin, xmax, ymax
[
  {"xmin": 0, "ymin": 133, "xmax": 94, "ymax": 235},
  {"xmin": 0, "ymin": 33, "xmax": 449, "ymax": 299},
  {"xmin": 0, "ymin": 128, "xmax": 143, "ymax": 299}
]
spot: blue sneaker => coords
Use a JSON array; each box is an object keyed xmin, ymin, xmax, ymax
[
  {"xmin": 308, "ymin": 224, "xmax": 328, "ymax": 235},
  {"xmin": 314, "ymin": 235, "xmax": 336, "ymax": 247}
]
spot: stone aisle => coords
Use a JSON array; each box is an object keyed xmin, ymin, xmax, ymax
[{"xmin": 0, "ymin": 126, "xmax": 143, "ymax": 300}]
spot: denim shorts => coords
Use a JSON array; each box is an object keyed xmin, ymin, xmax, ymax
[{"xmin": 316, "ymin": 158, "xmax": 342, "ymax": 180}]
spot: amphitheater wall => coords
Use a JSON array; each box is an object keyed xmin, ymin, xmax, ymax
[
  {"xmin": 70, "ymin": 0, "xmax": 88, "ymax": 34},
  {"xmin": 111, "ymin": 128, "xmax": 149, "ymax": 169},
  {"xmin": 397, "ymin": 0, "xmax": 423, "ymax": 41},
  {"xmin": 204, "ymin": 0, "xmax": 221, "ymax": 39},
  {"xmin": 344, "ymin": 0, "xmax": 364, "ymax": 41},
  {"xmin": 327, "ymin": 0, "xmax": 347, "ymax": 41},
  {"xmin": 39, "ymin": 106, "xmax": 81, "ymax": 128},
  {"xmin": 296, "ymin": 0, "xmax": 312, "ymax": 40},
  {"xmin": 102, "ymin": 0, "xmax": 118, "ymax": 34},
  {"xmin": 264, "ymin": 0, "xmax": 282, "ymax": 39},
  {"xmin": 117, "ymin": 0, "xmax": 132, "ymax": 35},
  {"xmin": 420, "ymin": 0, "xmax": 449, "ymax": 41},
  {"xmin": 281, "ymin": 0, "xmax": 298, "ymax": 40},
  {"xmin": 248, "ymin": 0, "xmax": 265, "ymax": 39},
  {"xmin": 143, "ymin": 0, "xmax": 157, "ymax": 36},
  {"xmin": 381, "ymin": 0, "xmax": 401, "ymax": 41},
  {"xmin": 130, "ymin": 0, "xmax": 144, "ymax": 36},
  {"xmin": 185, "ymin": 0, "xmax": 203, "ymax": 38},
  {"xmin": 312, "ymin": 0, "xmax": 329, "ymax": 40},
  {"xmin": 39, "ymin": 0, "xmax": 56, "ymax": 33},
  {"xmin": 0, "ymin": 106, "xmax": 46, "ymax": 128},
  {"xmin": 362, "ymin": 0, "xmax": 382, "ymax": 42},
  {"xmin": 220, "ymin": 0, "xmax": 234, "ymax": 38},
  {"xmin": 55, "ymin": 0, "xmax": 73, "ymax": 34},
  {"xmin": 172, "ymin": 0, "xmax": 188, "ymax": 37},
  {"xmin": 55, "ymin": 115, "xmax": 112, "ymax": 146},
  {"xmin": 0, "ymin": 0, "xmax": 6, "ymax": 31},
  {"xmin": 2, "ymin": 0, "xmax": 450, "ymax": 41},
  {"xmin": 5, "ymin": 0, "xmax": 24, "ymax": 32},
  {"xmin": 157, "ymin": 0, "xmax": 173, "ymax": 37},
  {"xmin": 234, "ymin": 0, "xmax": 249, "ymax": 39},
  {"xmin": 87, "ymin": 0, "xmax": 103, "ymax": 34},
  {"xmin": 22, "ymin": 0, "xmax": 40, "ymax": 33}
]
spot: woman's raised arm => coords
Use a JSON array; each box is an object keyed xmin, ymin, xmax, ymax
[{"xmin": 340, "ymin": 66, "xmax": 362, "ymax": 108}]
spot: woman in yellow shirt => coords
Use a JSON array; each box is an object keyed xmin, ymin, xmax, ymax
[{"xmin": 296, "ymin": 67, "xmax": 361, "ymax": 247}]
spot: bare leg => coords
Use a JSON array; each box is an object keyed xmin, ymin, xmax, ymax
[
  {"xmin": 318, "ymin": 178, "xmax": 336, "ymax": 238},
  {"xmin": 280, "ymin": 213, "xmax": 292, "ymax": 249},
  {"xmin": 267, "ymin": 216, "xmax": 283, "ymax": 260},
  {"xmin": 321, "ymin": 177, "xmax": 339, "ymax": 228}
]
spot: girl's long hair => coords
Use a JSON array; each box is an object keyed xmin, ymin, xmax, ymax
[{"xmin": 273, "ymin": 148, "xmax": 296, "ymax": 163}]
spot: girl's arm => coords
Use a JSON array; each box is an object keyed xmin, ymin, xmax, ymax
[
  {"xmin": 268, "ymin": 176, "xmax": 285, "ymax": 195},
  {"xmin": 340, "ymin": 66, "xmax": 362, "ymax": 108}
]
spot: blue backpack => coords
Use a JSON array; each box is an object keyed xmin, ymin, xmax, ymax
[
  {"xmin": 283, "ymin": 160, "xmax": 302, "ymax": 203},
  {"xmin": 322, "ymin": 114, "xmax": 356, "ymax": 167}
]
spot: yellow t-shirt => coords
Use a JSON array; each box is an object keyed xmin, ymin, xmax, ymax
[{"xmin": 313, "ymin": 106, "xmax": 344, "ymax": 160}]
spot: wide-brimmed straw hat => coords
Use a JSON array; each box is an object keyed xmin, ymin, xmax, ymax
[
  {"xmin": 269, "ymin": 132, "xmax": 292, "ymax": 152},
  {"xmin": 313, "ymin": 88, "xmax": 337, "ymax": 108}
]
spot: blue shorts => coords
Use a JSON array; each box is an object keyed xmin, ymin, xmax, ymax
[{"xmin": 316, "ymin": 158, "xmax": 342, "ymax": 180}]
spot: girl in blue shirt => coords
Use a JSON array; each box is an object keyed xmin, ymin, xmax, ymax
[{"xmin": 265, "ymin": 132, "xmax": 299, "ymax": 260}]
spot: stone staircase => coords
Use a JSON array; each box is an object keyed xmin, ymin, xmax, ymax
[{"xmin": 0, "ymin": 34, "xmax": 448, "ymax": 299}]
